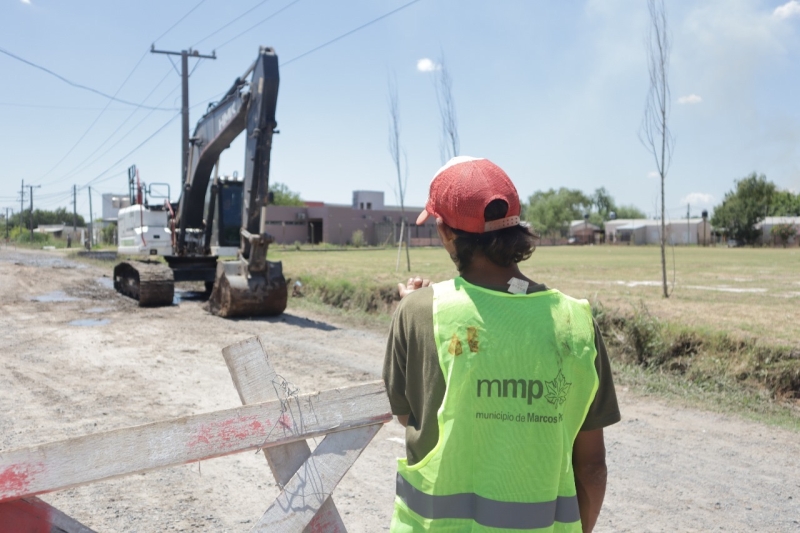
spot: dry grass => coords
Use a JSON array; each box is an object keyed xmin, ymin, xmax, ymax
[{"xmin": 273, "ymin": 245, "xmax": 800, "ymax": 349}]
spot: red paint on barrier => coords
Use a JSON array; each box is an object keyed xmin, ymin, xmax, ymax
[
  {"xmin": 0, "ymin": 463, "xmax": 43, "ymax": 501},
  {"xmin": 0, "ymin": 498, "xmax": 52, "ymax": 533},
  {"xmin": 186, "ymin": 415, "xmax": 270, "ymax": 451},
  {"xmin": 307, "ymin": 504, "xmax": 344, "ymax": 533}
]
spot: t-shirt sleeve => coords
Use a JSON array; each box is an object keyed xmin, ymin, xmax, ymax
[
  {"xmin": 580, "ymin": 319, "xmax": 621, "ymax": 431},
  {"xmin": 383, "ymin": 296, "xmax": 413, "ymax": 416}
]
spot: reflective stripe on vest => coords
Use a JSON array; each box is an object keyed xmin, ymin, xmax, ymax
[{"xmin": 396, "ymin": 473, "xmax": 580, "ymax": 530}]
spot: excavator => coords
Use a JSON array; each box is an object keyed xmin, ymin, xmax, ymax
[{"xmin": 113, "ymin": 46, "xmax": 287, "ymax": 318}]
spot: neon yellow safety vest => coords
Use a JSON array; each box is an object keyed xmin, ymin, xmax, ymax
[{"xmin": 392, "ymin": 278, "xmax": 599, "ymax": 532}]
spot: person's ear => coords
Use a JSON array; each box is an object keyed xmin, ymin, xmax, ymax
[{"xmin": 436, "ymin": 220, "xmax": 457, "ymax": 245}]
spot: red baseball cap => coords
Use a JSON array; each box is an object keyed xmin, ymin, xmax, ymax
[{"xmin": 416, "ymin": 156, "xmax": 521, "ymax": 233}]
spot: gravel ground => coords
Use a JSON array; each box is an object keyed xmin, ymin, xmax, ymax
[{"xmin": 0, "ymin": 247, "xmax": 798, "ymax": 532}]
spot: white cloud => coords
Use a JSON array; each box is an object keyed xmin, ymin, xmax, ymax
[
  {"xmin": 678, "ymin": 94, "xmax": 703, "ymax": 105},
  {"xmin": 647, "ymin": 171, "xmax": 660, "ymax": 179},
  {"xmin": 681, "ymin": 192, "xmax": 715, "ymax": 206},
  {"xmin": 20, "ymin": 0, "xmax": 31, "ymax": 4},
  {"xmin": 774, "ymin": 1, "xmax": 800, "ymax": 20},
  {"xmin": 416, "ymin": 58, "xmax": 439, "ymax": 72}
]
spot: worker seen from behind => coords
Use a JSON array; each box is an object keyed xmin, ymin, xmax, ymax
[{"xmin": 383, "ymin": 156, "xmax": 620, "ymax": 532}]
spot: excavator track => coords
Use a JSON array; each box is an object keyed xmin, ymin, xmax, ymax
[{"xmin": 113, "ymin": 261, "xmax": 174, "ymax": 307}]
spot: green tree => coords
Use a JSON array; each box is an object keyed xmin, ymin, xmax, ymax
[
  {"xmin": 711, "ymin": 173, "xmax": 777, "ymax": 245},
  {"xmin": 771, "ymin": 190, "xmax": 800, "ymax": 216},
  {"xmin": 614, "ymin": 204, "xmax": 647, "ymax": 219},
  {"xmin": 592, "ymin": 187, "xmax": 615, "ymax": 220},
  {"xmin": 269, "ymin": 183, "xmax": 304, "ymax": 206},
  {"xmin": 525, "ymin": 188, "xmax": 592, "ymax": 242},
  {"xmin": 18, "ymin": 207, "xmax": 85, "ymax": 229}
]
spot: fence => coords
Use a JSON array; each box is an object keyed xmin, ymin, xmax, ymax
[{"xmin": 0, "ymin": 335, "xmax": 392, "ymax": 532}]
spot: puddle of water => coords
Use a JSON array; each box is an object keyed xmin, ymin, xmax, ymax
[
  {"xmin": 95, "ymin": 277, "xmax": 114, "ymax": 290},
  {"xmin": 173, "ymin": 289, "xmax": 208, "ymax": 304},
  {"xmin": 69, "ymin": 318, "xmax": 110, "ymax": 327},
  {"xmin": 32, "ymin": 291, "xmax": 80, "ymax": 303},
  {"xmin": 85, "ymin": 307, "xmax": 111, "ymax": 314}
]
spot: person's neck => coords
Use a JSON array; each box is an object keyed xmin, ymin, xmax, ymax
[{"xmin": 459, "ymin": 255, "xmax": 533, "ymax": 291}]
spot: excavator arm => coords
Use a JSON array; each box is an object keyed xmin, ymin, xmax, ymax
[{"xmin": 176, "ymin": 47, "xmax": 278, "ymax": 259}]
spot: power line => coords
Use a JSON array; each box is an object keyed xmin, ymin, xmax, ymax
[
  {"xmin": 39, "ymin": 68, "xmax": 177, "ymax": 188},
  {"xmin": 281, "ymin": 0, "xmax": 423, "ymax": 66},
  {"xmin": 0, "ymin": 102, "xmax": 132, "ymax": 110},
  {"xmin": 0, "ymin": 47, "xmax": 177, "ymax": 111},
  {"xmin": 31, "ymin": 50, "xmax": 157, "ymax": 185},
  {"xmin": 80, "ymin": 112, "xmax": 182, "ymax": 190},
  {"xmin": 192, "ymin": 0, "xmax": 274, "ymax": 48},
  {"xmin": 214, "ymin": 0, "xmax": 304, "ymax": 51},
  {"xmin": 152, "ymin": 0, "xmax": 208, "ymax": 45}
]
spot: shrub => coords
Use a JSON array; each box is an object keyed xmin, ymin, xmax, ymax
[{"xmin": 351, "ymin": 230, "xmax": 365, "ymax": 248}]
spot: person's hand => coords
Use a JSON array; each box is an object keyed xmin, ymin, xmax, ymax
[{"xmin": 397, "ymin": 277, "xmax": 431, "ymax": 299}]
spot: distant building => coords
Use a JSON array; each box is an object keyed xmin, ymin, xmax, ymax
[
  {"xmin": 263, "ymin": 192, "xmax": 439, "ymax": 246},
  {"xmin": 568, "ymin": 220, "xmax": 601, "ymax": 244},
  {"xmin": 755, "ymin": 216, "xmax": 800, "ymax": 247},
  {"xmin": 352, "ymin": 191, "xmax": 384, "ymax": 211},
  {"xmin": 604, "ymin": 218, "xmax": 712, "ymax": 245},
  {"xmin": 102, "ymin": 193, "xmax": 132, "ymax": 223}
]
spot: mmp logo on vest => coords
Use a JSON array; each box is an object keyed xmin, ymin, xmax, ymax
[{"xmin": 476, "ymin": 370, "xmax": 572, "ymax": 407}]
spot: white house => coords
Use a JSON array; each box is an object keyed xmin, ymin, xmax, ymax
[
  {"xmin": 755, "ymin": 216, "xmax": 800, "ymax": 246},
  {"xmin": 604, "ymin": 218, "xmax": 711, "ymax": 245}
]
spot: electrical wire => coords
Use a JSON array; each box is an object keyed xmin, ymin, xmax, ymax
[
  {"xmin": 213, "ymin": 0, "xmax": 304, "ymax": 51},
  {"xmin": 192, "ymin": 0, "xmax": 274, "ymax": 48},
  {"xmin": 80, "ymin": 111, "xmax": 182, "ymax": 191},
  {"xmin": 151, "ymin": 0, "xmax": 208, "ymax": 46},
  {"xmin": 35, "ymin": 52, "xmax": 161, "ymax": 184},
  {"xmin": 19, "ymin": 0, "xmax": 215, "ymax": 193},
  {"xmin": 0, "ymin": 47, "xmax": 176, "ymax": 111},
  {"xmin": 281, "ymin": 0, "xmax": 423, "ymax": 66},
  {"xmin": 40, "ymin": 69, "xmax": 177, "ymax": 188},
  {"xmin": 0, "ymin": 102, "xmax": 132, "ymax": 110}
]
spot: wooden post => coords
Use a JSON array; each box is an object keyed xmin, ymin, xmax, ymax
[{"xmin": 223, "ymin": 336, "xmax": 351, "ymax": 532}]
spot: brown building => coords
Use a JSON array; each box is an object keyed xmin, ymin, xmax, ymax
[{"xmin": 265, "ymin": 190, "xmax": 440, "ymax": 246}]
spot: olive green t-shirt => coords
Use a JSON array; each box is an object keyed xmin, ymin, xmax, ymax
[{"xmin": 383, "ymin": 283, "xmax": 621, "ymax": 466}]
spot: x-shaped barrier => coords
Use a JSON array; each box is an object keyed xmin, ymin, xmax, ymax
[{"xmin": 0, "ymin": 335, "xmax": 391, "ymax": 532}]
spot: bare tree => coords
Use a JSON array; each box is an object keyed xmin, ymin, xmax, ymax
[
  {"xmin": 435, "ymin": 54, "xmax": 460, "ymax": 163},
  {"xmin": 639, "ymin": 0, "xmax": 673, "ymax": 298},
  {"xmin": 388, "ymin": 75, "xmax": 411, "ymax": 271}
]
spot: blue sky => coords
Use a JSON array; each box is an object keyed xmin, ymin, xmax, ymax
[{"xmin": 1, "ymin": 0, "xmax": 799, "ymax": 223}]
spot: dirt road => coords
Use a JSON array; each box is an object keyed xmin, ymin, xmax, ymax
[{"xmin": 1, "ymin": 247, "xmax": 798, "ymax": 532}]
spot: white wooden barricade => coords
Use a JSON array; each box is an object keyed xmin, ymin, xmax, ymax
[{"xmin": 0, "ymin": 336, "xmax": 392, "ymax": 532}]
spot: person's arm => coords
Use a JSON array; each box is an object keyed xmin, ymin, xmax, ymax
[{"xmin": 572, "ymin": 428, "xmax": 607, "ymax": 533}]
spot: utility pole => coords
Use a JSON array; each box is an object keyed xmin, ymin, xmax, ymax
[
  {"xmin": 73, "ymin": 184, "xmax": 77, "ymax": 233},
  {"xmin": 150, "ymin": 45, "xmax": 216, "ymax": 183},
  {"xmin": 28, "ymin": 184, "xmax": 41, "ymax": 242},
  {"xmin": 88, "ymin": 187, "xmax": 94, "ymax": 250},
  {"xmin": 687, "ymin": 203, "xmax": 690, "ymax": 246},
  {"xmin": 19, "ymin": 179, "xmax": 24, "ymax": 229},
  {"xmin": 5, "ymin": 207, "xmax": 9, "ymax": 240}
]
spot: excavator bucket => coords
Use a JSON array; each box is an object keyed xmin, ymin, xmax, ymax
[{"xmin": 206, "ymin": 260, "xmax": 287, "ymax": 318}]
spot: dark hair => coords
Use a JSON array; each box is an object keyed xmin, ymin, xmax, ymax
[{"xmin": 451, "ymin": 199, "xmax": 537, "ymax": 272}]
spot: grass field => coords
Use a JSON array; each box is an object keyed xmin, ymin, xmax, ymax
[{"xmin": 272, "ymin": 245, "xmax": 800, "ymax": 349}]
